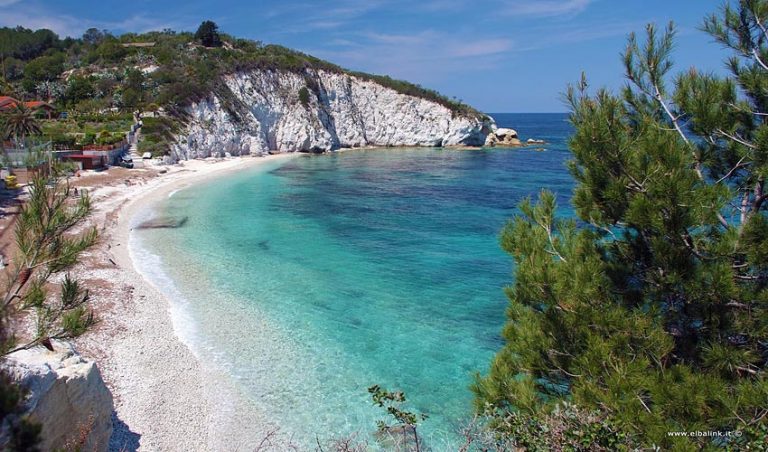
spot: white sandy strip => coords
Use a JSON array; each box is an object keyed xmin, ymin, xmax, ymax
[{"xmin": 71, "ymin": 154, "xmax": 298, "ymax": 451}]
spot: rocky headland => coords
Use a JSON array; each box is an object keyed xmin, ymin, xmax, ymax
[{"xmin": 174, "ymin": 69, "xmax": 496, "ymax": 159}]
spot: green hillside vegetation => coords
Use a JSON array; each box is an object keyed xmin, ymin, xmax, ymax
[
  {"xmin": 138, "ymin": 116, "xmax": 180, "ymax": 157},
  {"xmin": 39, "ymin": 113, "xmax": 133, "ymax": 148},
  {"xmin": 0, "ymin": 24, "xmax": 480, "ymax": 119},
  {"xmin": 1, "ymin": 22, "xmax": 481, "ymax": 155}
]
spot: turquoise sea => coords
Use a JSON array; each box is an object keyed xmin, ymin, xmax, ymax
[{"xmin": 132, "ymin": 113, "xmax": 575, "ymax": 448}]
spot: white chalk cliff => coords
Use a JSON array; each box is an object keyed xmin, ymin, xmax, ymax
[{"xmin": 174, "ymin": 69, "xmax": 495, "ymax": 159}]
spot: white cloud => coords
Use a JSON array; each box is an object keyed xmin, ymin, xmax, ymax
[
  {"xmin": 0, "ymin": 9, "xmax": 85, "ymax": 35},
  {"xmin": 265, "ymin": 0, "xmax": 394, "ymax": 34},
  {"xmin": 305, "ymin": 29, "xmax": 513, "ymax": 84},
  {"xmin": 512, "ymin": 20, "xmax": 641, "ymax": 52},
  {"xmin": 502, "ymin": 0, "xmax": 593, "ymax": 17},
  {"xmin": 0, "ymin": 0, "xmax": 22, "ymax": 7},
  {"xmin": 0, "ymin": 4, "xmax": 191, "ymax": 37},
  {"xmin": 365, "ymin": 31, "xmax": 436, "ymax": 45},
  {"xmin": 450, "ymin": 38, "xmax": 513, "ymax": 57},
  {"xmin": 299, "ymin": 20, "xmax": 347, "ymax": 31},
  {"xmin": 106, "ymin": 14, "xmax": 186, "ymax": 34}
]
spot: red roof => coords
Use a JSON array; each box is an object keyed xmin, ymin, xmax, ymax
[
  {"xmin": 0, "ymin": 97, "xmax": 54, "ymax": 111},
  {"xmin": 0, "ymin": 96, "xmax": 19, "ymax": 109},
  {"xmin": 24, "ymin": 101, "xmax": 53, "ymax": 109},
  {"xmin": 62, "ymin": 154, "xmax": 100, "ymax": 159}
]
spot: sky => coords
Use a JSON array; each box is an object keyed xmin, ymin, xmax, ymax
[{"xmin": 0, "ymin": 0, "xmax": 731, "ymax": 112}]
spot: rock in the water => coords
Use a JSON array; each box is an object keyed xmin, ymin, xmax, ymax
[
  {"xmin": 485, "ymin": 127, "xmax": 522, "ymax": 147},
  {"xmin": 3, "ymin": 341, "xmax": 114, "ymax": 452},
  {"xmin": 495, "ymin": 128, "xmax": 518, "ymax": 139}
]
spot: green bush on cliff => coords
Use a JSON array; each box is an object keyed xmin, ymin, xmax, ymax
[
  {"xmin": 194, "ymin": 20, "xmax": 222, "ymax": 48},
  {"xmin": 298, "ymin": 87, "xmax": 310, "ymax": 108},
  {"xmin": 474, "ymin": 2, "xmax": 768, "ymax": 450},
  {"xmin": 139, "ymin": 116, "xmax": 178, "ymax": 156}
]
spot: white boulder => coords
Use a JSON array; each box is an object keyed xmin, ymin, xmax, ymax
[
  {"xmin": 3, "ymin": 342, "xmax": 114, "ymax": 452},
  {"xmin": 485, "ymin": 127, "xmax": 522, "ymax": 147},
  {"xmin": 495, "ymin": 128, "xmax": 518, "ymax": 139}
]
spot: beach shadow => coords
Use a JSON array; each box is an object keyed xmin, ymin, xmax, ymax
[{"xmin": 109, "ymin": 411, "xmax": 141, "ymax": 452}]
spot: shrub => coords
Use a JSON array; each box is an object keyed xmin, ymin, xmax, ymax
[
  {"xmin": 96, "ymin": 40, "xmax": 128, "ymax": 63},
  {"xmin": 138, "ymin": 139, "xmax": 169, "ymax": 157},
  {"xmin": 47, "ymin": 133, "xmax": 76, "ymax": 147},
  {"xmin": 79, "ymin": 133, "xmax": 95, "ymax": 145},
  {"xmin": 72, "ymin": 98, "xmax": 110, "ymax": 114},
  {"xmin": 194, "ymin": 21, "xmax": 222, "ymax": 48},
  {"xmin": 96, "ymin": 130, "xmax": 123, "ymax": 145},
  {"xmin": 22, "ymin": 53, "xmax": 64, "ymax": 83},
  {"xmin": 65, "ymin": 76, "xmax": 96, "ymax": 106},
  {"xmin": 0, "ymin": 26, "xmax": 60, "ymax": 61},
  {"xmin": 298, "ymin": 86, "xmax": 310, "ymax": 108}
]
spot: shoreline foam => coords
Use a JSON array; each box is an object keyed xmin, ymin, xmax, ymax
[{"xmin": 70, "ymin": 154, "xmax": 298, "ymax": 451}]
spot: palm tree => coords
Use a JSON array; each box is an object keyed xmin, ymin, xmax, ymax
[
  {"xmin": 2, "ymin": 103, "xmax": 42, "ymax": 175},
  {"xmin": 3, "ymin": 103, "xmax": 42, "ymax": 147}
]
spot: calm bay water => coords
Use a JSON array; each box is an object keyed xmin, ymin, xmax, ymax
[{"xmin": 133, "ymin": 113, "xmax": 575, "ymax": 448}]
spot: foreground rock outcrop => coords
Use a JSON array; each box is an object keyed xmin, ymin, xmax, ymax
[
  {"xmin": 3, "ymin": 342, "xmax": 113, "ymax": 451},
  {"xmin": 174, "ymin": 69, "xmax": 496, "ymax": 159}
]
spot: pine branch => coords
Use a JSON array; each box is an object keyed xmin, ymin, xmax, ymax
[
  {"xmin": 751, "ymin": 48, "xmax": 768, "ymax": 70},
  {"xmin": 740, "ymin": 190, "xmax": 751, "ymax": 224},
  {"xmin": 716, "ymin": 129, "xmax": 758, "ymax": 149},
  {"xmin": 716, "ymin": 155, "xmax": 751, "ymax": 184}
]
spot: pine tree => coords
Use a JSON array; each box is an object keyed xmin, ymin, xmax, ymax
[
  {"xmin": 0, "ymin": 161, "xmax": 97, "ymax": 450},
  {"xmin": 194, "ymin": 20, "xmax": 222, "ymax": 48},
  {"xmin": 474, "ymin": 2, "xmax": 768, "ymax": 449}
]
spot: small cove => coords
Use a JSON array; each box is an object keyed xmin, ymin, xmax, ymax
[{"xmin": 131, "ymin": 113, "xmax": 575, "ymax": 448}]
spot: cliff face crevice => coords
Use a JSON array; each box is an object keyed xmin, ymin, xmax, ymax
[{"xmin": 174, "ymin": 69, "xmax": 494, "ymax": 159}]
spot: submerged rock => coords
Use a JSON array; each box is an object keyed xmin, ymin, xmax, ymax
[
  {"xmin": 135, "ymin": 216, "xmax": 189, "ymax": 229},
  {"xmin": 3, "ymin": 341, "xmax": 114, "ymax": 452},
  {"xmin": 374, "ymin": 425, "xmax": 423, "ymax": 451}
]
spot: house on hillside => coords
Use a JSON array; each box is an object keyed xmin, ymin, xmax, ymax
[
  {"xmin": 0, "ymin": 96, "xmax": 56, "ymax": 119},
  {"xmin": 0, "ymin": 96, "xmax": 17, "ymax": 110},
  {"xmin": 23, "ymin": 101, "xmax": 56, "ymax": 119}
]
